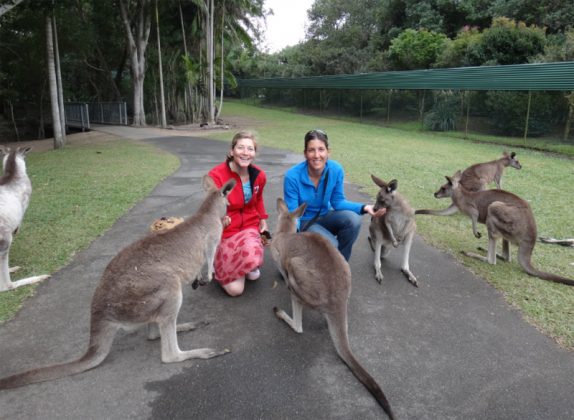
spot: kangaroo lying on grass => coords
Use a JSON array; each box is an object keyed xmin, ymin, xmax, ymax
[
  {"xmin": 270, "ymin": 198, "xmax": 395, "ymax": 419},
  {"xmin": 0, "ymin": 146, "xmax": 50, "ymax": 292},
  {"xmin": 0, "ymin": 175, "xmax": 235, "ymax": 390},
  {"xmin": 368, "ymin": 175, "xmax": 418, "ymax": 287},
  {"xmin": 430, "ymin": 171, "xmax": 574, "ymax": 287},
  {"xmin": 415, "ymin": 151, "xmax": 522, "ymax": 217}
]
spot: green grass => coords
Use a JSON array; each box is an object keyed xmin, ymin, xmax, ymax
[
  {"xmin": 0, "ymin": 139, "xmax": 179, "ymax": 322},
  {"xmin": 211, "ymin": 99, "xmax": 574, "ymax": 349}
]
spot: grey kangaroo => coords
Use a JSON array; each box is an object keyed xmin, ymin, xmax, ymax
[
  {"xmin": 0, "ymin": 146, "xmax": 50, "ymax": 292},
  {"xmin": 368, "ymin": 175, "xmax": 418, "ymax": 287},
  {"xmin": 0, "ymin": 175, "xmax": 235, "ymax": 389},
  {"xmin": 270, "ymin": 198, "xmax": 395, "ymax": 420},
  {"xmin": 431, "ymin": 170, "xmax": 574, "ymax": 287},
  {"xmin": 415, "ymin": 151, "xmax": 522, "ymax": 217}
]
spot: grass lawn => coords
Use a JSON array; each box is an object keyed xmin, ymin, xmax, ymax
[
  {"xmin": 0, "ymin": 135, "xmax": 179, "ymax": 322},
  {"xmin": 211, "ymin": 100, "xmax": 574, "ymax": 349}
]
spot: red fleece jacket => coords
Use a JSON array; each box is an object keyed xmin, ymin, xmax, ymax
[{"xmin": 208, "ymin": 161, "xmax": 268, "ymax": 239}]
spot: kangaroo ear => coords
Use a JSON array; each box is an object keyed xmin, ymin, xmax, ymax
[
  {"xmin": 294, "ymin": 202, "xmax": 307, "ymax": 218},
  {"xmin": 502, "ymin": 150, "xmax": 509, "ymax": 157},
  {"xmin": 452, "ymin": 170, "xmax": 462, "ymax": 181},
  {"xmin": 277, "ymin": 197, "xmax": 288, "ymax": 213},
  {"xmin": 17, "ymin": 146, "xmax": 32, "ymax": 156},
  {"xmin": 202, "ymin": 175, "xmax": 216, "ymax": 191},
  {"xmin": 387, "ymin": 179, "xmax": 398, "ymax": 192},
  {"xmin": 510, "ymin": 152, "xmax": 516, "ymax": 158},
  {"xmin": 221, "ymin": 178, "xmax": 236, "ymax": 196},
  {"xmin": 371, "ymin": 174, "xmax": 387, "ymax": 189},
  {"xmin": 0, "ymin": 146, "xmax": 9, "ymax": 156},
  {"xmin": 445, "ymin": 175, "xmax": 453, "ymax": 185}
]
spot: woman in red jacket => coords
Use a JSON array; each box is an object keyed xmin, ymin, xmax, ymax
[{"xmin": 208, "ymin": 131, "xmax": 269, "ymax": 296}]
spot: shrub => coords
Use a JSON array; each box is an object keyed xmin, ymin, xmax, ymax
[{"xmin": 424, "ymin": 93, "xmax": 459, "ymax": 131}]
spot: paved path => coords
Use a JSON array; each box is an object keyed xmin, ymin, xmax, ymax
[{"xmin": 1, "ymin": 126, "xmax": 572, "ymax": 419}]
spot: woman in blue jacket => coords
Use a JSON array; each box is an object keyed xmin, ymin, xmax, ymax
[{"xmin": 283, "ymin": 129, "xmax": 385, "ymax": 261}]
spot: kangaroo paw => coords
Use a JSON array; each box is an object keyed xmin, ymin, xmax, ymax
[{"xmin": 401, "ymin": 269, "xmax": 418, "ymax": 287}]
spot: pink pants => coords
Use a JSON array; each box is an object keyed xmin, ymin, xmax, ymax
[{"xmin": 214, "ymin": 228, "xmax": 264, "ymax": 285}]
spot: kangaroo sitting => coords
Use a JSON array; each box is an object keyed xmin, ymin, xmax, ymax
[
  {"xmin": 432, "ymin": 171, "xmax": 574, "ymax": 287},
  {"xmin": 0, "ymin": 175, "xmax": 235, "ymax": 390},
  {"xmin": 0, "ymin": 146, "xmax": 50, "ymax": 292},
  {"xmin": 416, "ymin": 151, "xmax": 522, "ymax": 217},
  {"xmin": 270, "ymin": 198, "xmax": 395, "ymax": 420},
  {"xmin": 368, "ymin": 175, "xmax": 417, "ymax": 287}
]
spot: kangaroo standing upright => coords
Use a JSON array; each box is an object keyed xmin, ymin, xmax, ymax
[
  {"xmin": 431, "ymin": 171, "xmax": 574, "ymax": 286},
  {"xmin": 368, "ymin": 175, "xmax": 418, "ymax": 287},
  {"xmin": 416, "ymin": 151, "xmax": 522, "ymax": 217},
  {"xmin": 270, "ymin": 198, "xmax": 395, "ymax": 419},
  {"xmin": 0, "ymin": 175, "xmax": 235, "ymax": 390},
  {"xmin": 0, "ymin": 146, "xmax": 50, "ymax": 292}
]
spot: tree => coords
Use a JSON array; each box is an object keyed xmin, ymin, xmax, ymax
[
  {"xmin": 46, "ymin": 14, "xmax": 64, "ymax": 148},
  {"xmin": 387, "ymin": 28, "xmax": 448, "ymax": 70},
  {"xmin": 119, "ymin": 0, "xmax": 152, "ymax": 126},
  {"xmin": 154, "ymin": 0, "xmax": 166, "ymax": 128}
]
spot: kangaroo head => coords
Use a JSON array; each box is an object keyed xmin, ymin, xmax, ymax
[
  {"xmin": 276, "ymin": 198, "xmax": 307, "ymax": 234},
  {"xmin": 200, "ymin": 175, "xmax": 236, "ymax": 217},
  {"xmin": 434, "ymin": 170, "xmax": 462, "ymax": 198},
  {"xmin": 509, "ymin": 151, "xmax": 522, "ymax": 169},
  {"xmin": 0, "ymin": 146, "xmax": 31, "ymax": 178},
  {"xmin": 371, "ymin": 174, "xmax": 398, "ymax": 210}
]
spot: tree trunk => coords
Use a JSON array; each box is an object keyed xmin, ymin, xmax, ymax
[
  {"xmin": 155, "ymin": 0, "xmax": 167, "ymax": 128},
  {"xmin": 53, "ymin": 15, "xmax": 66, "ymax": 139},
  {"xmin": 179, "ymin": 0, "xmax": 194, "ymax": 123},
  {"xmin": 119, "ymin": 0, "xmax": 152, "ymax": 127},
  {"xmin": 46, "ymin": 15, "xmax": 64, "ymax": 149},
  {"xmin": 216, "ymin": 3, "xmax": 225, "ymax": 121},
  {"xmin": 206, "ymin": 0, "xmax": 215, "ymax": 125}
]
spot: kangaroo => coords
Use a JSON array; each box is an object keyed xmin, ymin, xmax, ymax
[
  {"xmin": 0, "ymin": 175, "xmax": 235, "ymax": 390},
  {"xmin": 0, "ymin": 146, "xmax": 50, "ymax": 292},
  {"xmin": 368, "ymin": 175, "xmax": 418, "ymax": 287},
  {"xmin": 432, "ymin": 170, "xmax": 574, "ymax": 287},
  {"xmin": 415, "ymin": 151, "xmax": 522, "ymax": 217},
  {"xmin": 270, "ymin": 198, "xmax": 395, "ymax": 419}
]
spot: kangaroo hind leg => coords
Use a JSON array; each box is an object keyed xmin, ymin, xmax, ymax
[
  {"xmin": 274, "ymin": 293, "xmax": 303, "ymax": 333},
  {"xmin": 400, "ymin": 231, "xmax": 418, "ymax": 287},
  {"xmin": 158, "ymin": 289, "xmax": 229, "ymax": 363}
]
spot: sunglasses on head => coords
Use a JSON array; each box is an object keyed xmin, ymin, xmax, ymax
[{"xmin": 305, "ymin": 129, "xmax": 328, "ymax": 140}]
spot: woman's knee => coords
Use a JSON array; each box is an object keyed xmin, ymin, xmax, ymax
[
  {"xmin": 222, "ymin": 277, "xmax": 245, "ymax": 297},
  {"xmin": 343, "ymin": 210, "xmax": 362, "ymax": 231}
]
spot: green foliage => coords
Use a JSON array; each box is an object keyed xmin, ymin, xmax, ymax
[
  {"xmin": 485, "ymin": 91, "xmax": 558, "ymax": 137},
  {"xmin": 473, "ymin": 17, "xmax": 546, "ymax": 65},
  {"xmin": 538, "ymin": 28, "xmax": 574, "ymax": 62},
  {"xmin": 435, "ymin": 26, "xmax": 482, "ymax": 68},
  {"xmin": 387, "ymin": 28, "xmax": 448, "ymax": 70},
  {"xmin": 424, "ymin": 92, "xmax": 459, "ymax": 131}
]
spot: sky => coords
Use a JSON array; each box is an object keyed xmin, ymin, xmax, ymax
[{"xmin": 261, "ymin": 0, "xmax": 315, "ymax": 53}]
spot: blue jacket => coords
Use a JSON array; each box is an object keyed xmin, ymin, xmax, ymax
[{"xmin": 283, "ymin": 159, "xmax": 363, "ymax": 224}]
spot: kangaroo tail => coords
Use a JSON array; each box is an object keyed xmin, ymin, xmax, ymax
[
  {"xmin": 517, "ymin": 244, "xmax": 574, "ymax": 286},
  {"xmin": 325, "ymin": 312, "xmax": 395, "ymax": 420},
  {"xmin": 0, "ymin": 319, "xmax": 119, "ymax": 390}
]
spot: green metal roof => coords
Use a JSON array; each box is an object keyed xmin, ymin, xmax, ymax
[{"xmin": 238, "ymin": 61, "xmax": 574, "ymax": 91}]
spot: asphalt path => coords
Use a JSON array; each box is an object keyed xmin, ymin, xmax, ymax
[{"xmin": 0, "ymin": 126, "xmax": 572, "ymax": 419}]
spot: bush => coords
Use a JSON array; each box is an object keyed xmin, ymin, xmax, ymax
[{"xmin": 424, "ymin": 93, "xmax": 459, "ymax": 131}]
